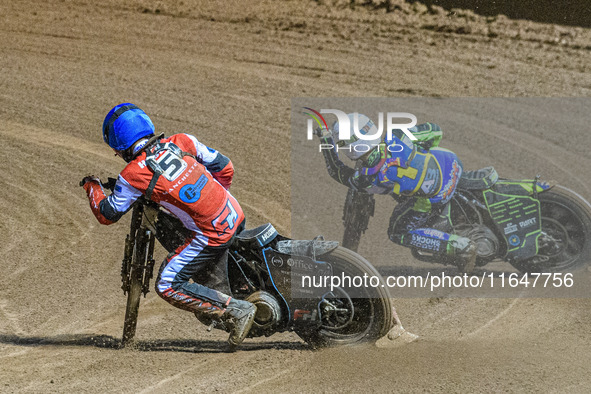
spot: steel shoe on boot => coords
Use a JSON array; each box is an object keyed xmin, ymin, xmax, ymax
[
  {"xmin": 448, "ymin": 235, "xmax": 477, "ymax": 274},
  {"xmin": 224, "ymin": 298, "xmax": 256, "ymax": 349}
]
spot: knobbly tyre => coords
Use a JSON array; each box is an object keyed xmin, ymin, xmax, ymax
[
  {"xmin": 343, "ymin": 168, "xmax": 591, "ymax": 273},
  {"xmin": 106, "ymin": 178, "xmax": 395, "ymax": 348}
]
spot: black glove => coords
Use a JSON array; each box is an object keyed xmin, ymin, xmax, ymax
[
  {"xmin": 101, "ymin": 177, "xmax": 117, "ymax": 192},
  {"xmin": 79, "ymin": 176, "xmax": 117, "ymax": 192}
]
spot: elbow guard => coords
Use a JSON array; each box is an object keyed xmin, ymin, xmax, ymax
[
  {"xmin": 83, "ymin": 181, "xmax": 116, "ymax": 225},
  {"xmin": 208, "ymin": 154, "xmax": 234, "ymax": 189}
]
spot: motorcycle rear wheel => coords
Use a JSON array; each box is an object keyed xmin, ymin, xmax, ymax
[
  {"xmin": 510, "ymin": 185, "xmax": 591, "ymax": 273},
  {"xmin": 295, "ymin": 247, "xmax": 394, "ymax": 347}
]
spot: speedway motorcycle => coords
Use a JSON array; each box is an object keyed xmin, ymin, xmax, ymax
[
  {"xmin": 104, "ymin": 179, "xmax": 394, "ymax": 347},
  {"xmin": 342, "ymin": 167, "xmax": 591, "ymax": 273}
]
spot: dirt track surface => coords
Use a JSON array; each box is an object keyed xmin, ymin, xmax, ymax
[{"xmin": 1, "ymin": 1, "xmax": 591, "ymax": 392}]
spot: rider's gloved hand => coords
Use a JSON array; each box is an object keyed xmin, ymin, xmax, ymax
[
  {"xmin": 314, "ymin": 126, "xmax": 332, "ymax": 139},
  {"xmin": 80, "ymin": 175, "xmax": 101, "ymax": 187}
]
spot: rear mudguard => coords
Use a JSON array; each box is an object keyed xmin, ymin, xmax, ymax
[
  {"xmin": 483, "ymin": 179, "xmax": 554, "ymax": 261},
  {"xmin": 276, "ymin": 239, "xmax": 339, "ymax": 258},
  {"xmin": 493, "ymin": 179, "xmax": 555, "ymax": 196}
]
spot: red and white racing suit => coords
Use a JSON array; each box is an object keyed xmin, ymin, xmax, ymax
[{"xmin": 83, "ymin": 133, "xmax": 245, "ymax": 317}]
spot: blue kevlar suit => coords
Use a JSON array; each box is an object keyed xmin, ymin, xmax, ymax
[{"xmin": 319, "ymin": 121, "xmax": 475, "ymax": 268}]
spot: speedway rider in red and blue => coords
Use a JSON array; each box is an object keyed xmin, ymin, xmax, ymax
[
  {"xmin": 318, "ymin": 113, "xmax": 477, "ymax": 272},
  {"xmin": 81, "ymin": 103, "xmax": 256, "ymax": 348}
]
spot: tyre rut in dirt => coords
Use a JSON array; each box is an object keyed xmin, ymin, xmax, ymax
[
  {"xmin": 296, "ymin": 247, "xmax": 393, "ymax": 347},
  {"xmin": 510, "ymin": 185, "xmax": 591, "ymax": 273}
]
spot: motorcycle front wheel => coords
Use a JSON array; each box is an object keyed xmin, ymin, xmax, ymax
[{"xmin": 121, "ymin": 228, "xmax": 152, "ymax": 347}]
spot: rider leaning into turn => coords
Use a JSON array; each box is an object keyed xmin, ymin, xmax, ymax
[
  {"xmin": 317, "ymin": 113, "xmax": 477, "ymax": 273},
  {"xmin": 80, "ymin": 103, "xmax": 256, "ymax": 348}
]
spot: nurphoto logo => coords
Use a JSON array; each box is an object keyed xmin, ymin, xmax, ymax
[{"xmin": 304, "ymin": 108, "xmax": 418, "ymax": 141}]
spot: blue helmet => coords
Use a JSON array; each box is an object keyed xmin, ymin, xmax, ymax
[{"xmin": 102, "ymin": 103, "xmax": 155, "ymax": 151}]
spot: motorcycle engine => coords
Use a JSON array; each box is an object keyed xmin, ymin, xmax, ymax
[
  {"xmin": 456, "ymin": 224, "xmax": 500, "ymax": 265},
  {"xmin": 245, "ymin": 291, "xmax": 283, "ymax": 337}
]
